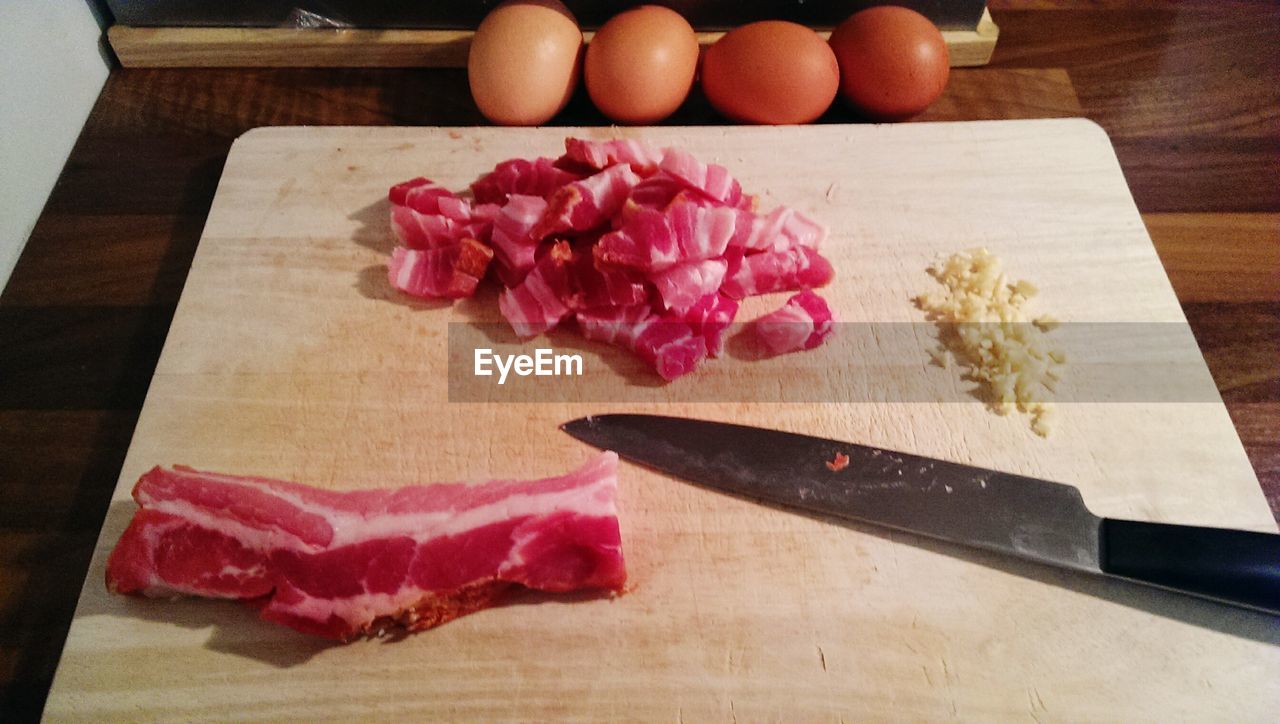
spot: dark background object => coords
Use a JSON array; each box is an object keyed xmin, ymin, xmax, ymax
[{"xmin": 105, "ymin": 0, "xmax": 988, "ymax": 30}]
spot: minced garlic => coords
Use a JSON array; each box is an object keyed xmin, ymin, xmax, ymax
[{"xmin": 915, "ymin": 248, "xmax": 1066, "ymax": 437}]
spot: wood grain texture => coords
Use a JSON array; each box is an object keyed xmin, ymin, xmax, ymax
[
  {"xmin": 40, "ymin": 123, "xmax": 1279, "ymax": 721},
  {"xmin": 1146, "ymin": 213, "xmax": 1280, "ymax": 303},
  {"xmin": 3, "ymin": 3, "xmax": 1280, "ymax": 720},
  {"xmin": 0, "ymin": 411, "xmax": 136, "ymax": 722},
  {"xmin": 107, "ymin": 11, "xmax": 998, "ymax": 69}
]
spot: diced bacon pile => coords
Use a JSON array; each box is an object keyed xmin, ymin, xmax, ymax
[
  {"xmin": 388, "ymin": 138, "xmax": 836, "ymax": 379},
  {"xmin": 106, "ymin": 454, "xmax": 626, "ymax": 641}
]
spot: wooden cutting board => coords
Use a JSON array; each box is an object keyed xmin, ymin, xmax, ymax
[{"xmin": 45, "ymin": 122, "xmax": 1279, "ymax": 720}]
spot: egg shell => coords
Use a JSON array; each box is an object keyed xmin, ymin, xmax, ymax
[
  {"xmin": 585, "ymin": 5, "xmax": 699, "ymax": 125},
  {"xmin": 468, "ymin": 0, "xmax": 583, "ymax": 126},
  {"xmin": 829, "ymin": 6, "xmax": 950, "ymax": 121},
  {"xmin": 700, "ymin": 20, "xmax": 840, "ymax": 125}
]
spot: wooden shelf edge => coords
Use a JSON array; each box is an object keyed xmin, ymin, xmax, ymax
[{"xmin": 109, "ymin": 9, "xmax": 998, "ymax": 69}]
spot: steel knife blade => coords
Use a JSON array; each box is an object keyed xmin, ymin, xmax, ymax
[{"xmin": 561, "ymin": 414, "xmax": 1280, "ymax": 615}]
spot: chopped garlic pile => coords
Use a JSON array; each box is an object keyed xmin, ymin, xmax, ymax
[{"xmin": 915, "ymin": 248, "xmax": 1065, "ymax": 436}]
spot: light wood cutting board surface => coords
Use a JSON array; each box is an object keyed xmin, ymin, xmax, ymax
[{"xmin": 44, "ymin": 122, "xmax": 1279, "ymax": 720}]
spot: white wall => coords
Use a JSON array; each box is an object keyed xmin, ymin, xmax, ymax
[{"xmin": 0, "ymin": 0, "xmax": 112, "ymax": 293}]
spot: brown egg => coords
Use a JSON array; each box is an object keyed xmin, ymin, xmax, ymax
[
  {"xmin": 584, "ymin": 6, "xmax": 699, "ymax": 124},
  {"xmin": 829, "ymin": 6, "xmax": 950, "ymax": 120},
  {"xmin": 701, "ymin": 21, "xmax": 840, "ymax": 125},
  {"xmin": 468, "ymin": 0, "xmax": 583, "ymax": 126}
]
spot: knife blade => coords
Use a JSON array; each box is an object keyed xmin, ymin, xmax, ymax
[{"xmin": 561, "ymin": 414, "xmax": 1280, "ymax": 615}]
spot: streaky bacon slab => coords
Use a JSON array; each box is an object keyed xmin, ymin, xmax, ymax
[{"xmin": 106, "ymin": 453, "xmax": 626, "ymax": 641}]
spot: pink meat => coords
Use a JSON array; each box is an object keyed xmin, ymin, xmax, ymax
[
  {"xmin": 106, "ymin": 453, "xmax": 626, "ymax": 641},
  {"xmin": 388, "ymin": 238, "xmax": 494, "ymax": 299},
  {"xmin": 389, "ymin": 177, "xmax": 453, "ymax": 213},
  {"xmin": 731, "ymin": 206, "xmax": 791, "ymax": 251},
  {"xmin": 721, "ymin": 246, "xmax": 835, "ymax": 299},
  {"xmin": 659, "ymin": 147, "xmax": 743, "ymax": 206},
  {"xmin": 576, "ymin": 305, "xmax": 654, "ymax": 348},
  {"xmin": 562, "ymin": 137, "xmax": 664, "ymax": 174},
  {"xmin": 683, "ymin": 293, "xmax": 739, "ymax": 358},
  {"xmin": 633, "ymin": 315, "xmax": 708, "ymax": 380},
  {"xmin": 754, "ymin": 289, "xmax": 835, "ymax": 355},
  {"xmin": 533, "ymin": 165, "xmax": 642, "ymax": 240},
  {"xmin": 626, "ymin": 172, "xmax": 686, "ymax": 209},
  {"xmin": 667, "ymin": 201, "xmax": 740, "ymax": 261},
  {"xmin": 565, "ymin": 252, "xmax": 649, "ymax": 311},
  {"xmin": 650, "ymin": 258, "xmax": 728, "ymax": 314},
  {"xmin": 385, "ymin": 137, "xmax": 833, "ymax": 381},
  {"xmin": 497, "ymin": 241, "xmax": 573, "ymax": 338},
  {"xmin": 779, "ymin": 208, "xmax": 827, "ymax": 249},
  {"xmin": 575, "ymin": 306, "xmax": 706, "ymax": 379},
  {"xmin": 594, "ymin": 199, "xmax": 740, "ymax": 273},
  {"xmin": 471, "ymin": 157, "xmax": 585, "ymax": 205},
  {"xmin": 594, "ymin": 203, "xmax": 681, "ymax": 271},
  {"xmin": 489, "ymin": 194, "xmax": 548, "ymax": 285},
  {"xmin": 389, "ymin": 180, "xmax": 494, "ymax": 251}
]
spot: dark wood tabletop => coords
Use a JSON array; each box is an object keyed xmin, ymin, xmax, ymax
[{"xmin": 1, "ymin": 2, "xmax": 1277, "ymax": 719}]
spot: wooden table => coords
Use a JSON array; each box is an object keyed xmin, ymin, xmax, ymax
[{"xmin": 1, "ymin": 2, "xmax": 1276, "ymax": 719}]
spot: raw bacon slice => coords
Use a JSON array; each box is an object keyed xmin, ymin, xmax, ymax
[
  {"xmin": 497, "ymin": 241, "xmax": 573, "ymax": 338},
  {"xmin": 721, "ymin": 246, "xmax": 835, "ymax": 299},
  {"xmin": 471, "ymin": 157, "xmax": 585, "ymax": 205},
  {"xmin": 683, "ymin": 293, "xmax": 739, "ymax": 358},
  {"xmin": 532, "ymin": 164, "xmax": 642, "ymax": 240},
  {"xmin": 489, "ymin": 194, "xmax": 547, "ymax": 285},
  {"xmin": 659, "ymin": 147, "xmax": 743, "ymax": 206},
  {"xmin": 754, "ymin": 289, "xmax": 835, "ymax": 355},
  {"xmin": 650, "ymin": 259, "xmax": 728, "ymax": 314},
  {"xmin": 388, "ymin": 238, "xmax": 494, "ymax": 299},
  {"xmin": 106, "ymin": 453, "xmax": 626, "ymax": 641},
  {"xmin": 562, "ymin": 137, "xmax": 664, "ymax": 174}
]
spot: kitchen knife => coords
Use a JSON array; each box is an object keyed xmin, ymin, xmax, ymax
[{"xmin": 562, "ymin": 414, "xmax": 1280, "ymax": 615}]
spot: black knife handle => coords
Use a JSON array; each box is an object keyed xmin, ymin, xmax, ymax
[{"xmin": 1100, "ymin": 518, "xmax": 1280, "ymax": 615}]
